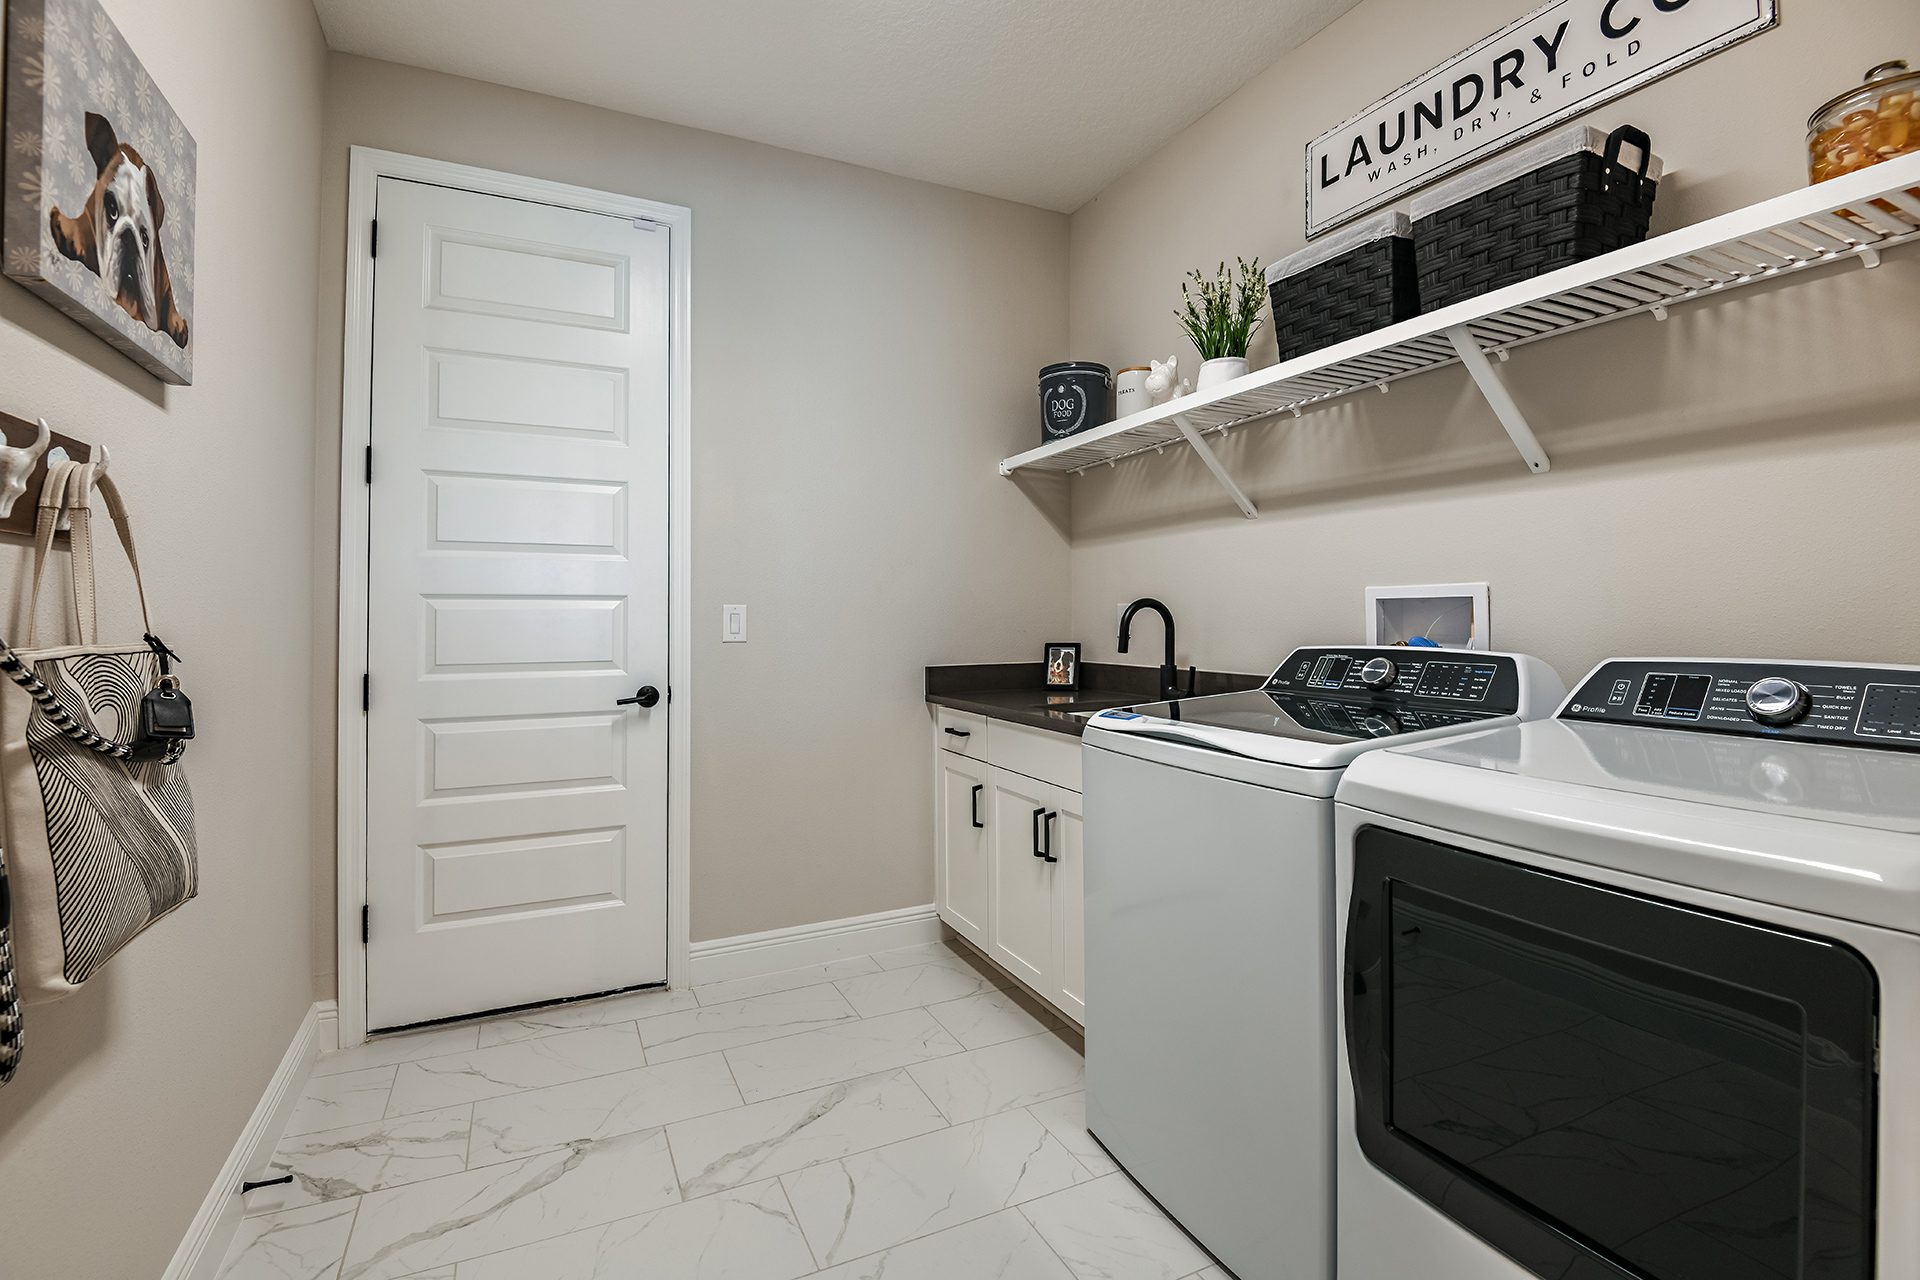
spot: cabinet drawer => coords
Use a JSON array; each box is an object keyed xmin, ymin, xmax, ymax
[
  {"xmin": 934, "ymin": 707, "xmax": 989, "ymax": 760},
  {"xmin": 987, "ymin": 720, "xmax": 1082, "ymax": 793}
]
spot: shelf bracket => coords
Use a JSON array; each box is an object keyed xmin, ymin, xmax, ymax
[
  {"xmin": 1445, "ymin": 326, "xmax": 1552, "ymax": 475},
  {"xmin": 1169, "ymin": 413, "xmax": 1258, "ymax": 519}
]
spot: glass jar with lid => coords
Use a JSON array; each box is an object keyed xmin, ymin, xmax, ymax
[{"xmin": 1808, "ymin": 60, "xmax": 1920, "ymax": 184}]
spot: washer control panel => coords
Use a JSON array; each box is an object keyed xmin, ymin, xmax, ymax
[
  {"xmin": 1562, "ymin": 659, "xmax": 1920, "ymax": 752},
  {"xmin": 1265, "ymin": 647, "xmax": 1522, "ymax": 715}
]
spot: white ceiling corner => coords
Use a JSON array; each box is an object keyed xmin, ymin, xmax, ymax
[{"xmin": 311, "ymin": 0, "xmax": 1362, "ymax": 212}]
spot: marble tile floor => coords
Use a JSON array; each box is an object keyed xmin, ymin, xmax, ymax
[{"xmin": 219, "ymin": 938, "xmax": 1221, "ymax": 1280}]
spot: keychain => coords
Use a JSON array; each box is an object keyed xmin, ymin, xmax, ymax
[{"xmin": 133, "ymin": 635, "xmax": 193, "ymax": 760}]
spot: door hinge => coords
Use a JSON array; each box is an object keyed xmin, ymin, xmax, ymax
[
  {"xmin": 370, "ymin": 219, "xmax": 378, "ymax": 258},
  {"xmin": 362, "ymin": 673, "xmax": 370, "ymax": 713},
  {"xmin": 361, "ymin": 904, "xmax": 369, "ymax": 945},
  {"xmin": 364, "ymin": 444, "xmax": 373, "ymax": 485}
]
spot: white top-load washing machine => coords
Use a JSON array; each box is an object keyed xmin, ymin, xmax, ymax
[
  {"xmin": 1082, "ymin": 646, "xmax": 1565, "ymax": 1280},
  {"xmin": 1335, "ymin": 657, "xmax": 1920, "ymax": 1280}
]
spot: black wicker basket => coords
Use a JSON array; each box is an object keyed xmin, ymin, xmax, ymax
[
  {"xmin": 1267, "ymin": 212, "xmax": 1421, "ymax": 363},
  {"xmin": 1413, "ymin": 124, "xmax": 1660, "ymax": 312}
]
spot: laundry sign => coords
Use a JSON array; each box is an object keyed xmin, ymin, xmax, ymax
[{"xmin": 1304, "ymin": 0, "xmax": 1777, "ymax": 236}]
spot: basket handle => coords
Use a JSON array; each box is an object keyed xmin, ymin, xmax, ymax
[{"xmin": 1603, "ymin": 125, "xmax": 1652, "ymax": 183}]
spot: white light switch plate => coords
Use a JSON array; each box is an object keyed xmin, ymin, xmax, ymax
[{"xmin": 723, "ymin": 605, "xmax": 748, "ymax": 643}]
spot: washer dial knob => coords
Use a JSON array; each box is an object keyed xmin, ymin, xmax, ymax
[
  {"xmin": 1746, "ymin": 677, "xmax": 1811, "ymax": 727},
  {"xmin": 1358, "ymin": 657, "xmax": 1398, "ymax": 690},
  {"xmin": 1358, "ymin": 710, "xmax": 1402, "ymax": 738}
]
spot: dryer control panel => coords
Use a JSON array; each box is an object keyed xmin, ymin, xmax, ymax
[
  {"xmin": 1562, "ymin": 659, "xmax": 1920, "ymax": 752},
  {"xmin": 1265, "ymin": 647, "xmax": 1525, "ymax": 715}
]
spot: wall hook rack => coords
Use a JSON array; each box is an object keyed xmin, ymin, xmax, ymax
[{"xmin": 0, "ymin": 411, "xmax": 99, "ymax": 538}]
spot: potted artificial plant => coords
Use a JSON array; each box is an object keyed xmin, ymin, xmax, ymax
[{"xmin": 1178, "ymin": 257, "xmax": 1265, "ymax": 392}]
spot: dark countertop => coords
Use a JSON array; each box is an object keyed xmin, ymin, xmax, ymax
[{"xmin": 927, "ymin": 662, "xmax": 1263, "ymax": 737}]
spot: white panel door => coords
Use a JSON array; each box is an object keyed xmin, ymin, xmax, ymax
[
  {"xmin": 936, "ymin": 751, "xmax": 991, "ymax": 947},
  {"xmin": 365, "ymin": 177, "xmax": 670, "ymax": 1030}
]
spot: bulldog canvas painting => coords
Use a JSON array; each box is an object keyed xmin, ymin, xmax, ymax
[{"xmin": 3, "ymin": 0, "xmax": 196, "ymax": 384}]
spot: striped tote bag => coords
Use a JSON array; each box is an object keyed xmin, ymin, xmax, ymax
[{"xmin": 1, "ymin": 461, "xmax": 195, "ymax": 1005}]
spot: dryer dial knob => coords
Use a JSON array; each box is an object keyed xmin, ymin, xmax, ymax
[
  {"xmin": 1746, "ymin": 677, "xmax": 1811, "ymax": 727},
  {"xmin": 1359, "ymin": 657, "xmax": 1398, "ymax": 690}
]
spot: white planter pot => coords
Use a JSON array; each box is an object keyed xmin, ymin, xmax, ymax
[{"xmin": 1195, "ymin": 356, "xmax": 1249, "ymax": 392}]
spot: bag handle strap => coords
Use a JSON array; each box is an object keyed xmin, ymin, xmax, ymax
[
  {"xmin": 26, "ymin": 462, "xmax": 94, "ymax": 648},
  {"xmin": 25, "ymin": 465, "xmax": 153, "ymax": 648},
  {"xmin": 0, "ymin": 844, "xmax": 19, "ymax": 1086},
  {"xmin": 89, "ymin": 473, "xmax": 155, "ymax": 637},
  {"xmin": 66, "ymin": 463, "xmax": 100, "ymax": 645}
]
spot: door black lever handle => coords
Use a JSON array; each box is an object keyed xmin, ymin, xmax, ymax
[{"xmin": 617, "ymin": 685, "xmax": 661, "ymax": 709}]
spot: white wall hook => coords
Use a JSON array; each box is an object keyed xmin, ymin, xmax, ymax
[
  {"xmin": 1290, "ymin": 406, "xmax": 1302, "ymax": 418},
  {"xmin": 1651, "ymin": 304, "xmax": 1669, "ymax": 321},
  {"xmin": 1858, "ymin": 245, "xmax": 1881, "ymax": 269},
  {"xmin": 1494, "ymin": 349, "xmax": 1510, "ymax": 363},
  {"xmin": 1376, "ymin": 383, "xmax": 1390, "ymax": 394},
  {"xmin": 0, "ymin": 417, "xmax": 52, "ymax": 519}
]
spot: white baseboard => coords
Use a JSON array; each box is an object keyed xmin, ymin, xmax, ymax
[
  {"xmin": 163, "ymin": 999, "xmax": 332, "ymax": 1280},
  {"xmin": 688, "ymin": 904, "xmax": 941, "ymax": 986}
]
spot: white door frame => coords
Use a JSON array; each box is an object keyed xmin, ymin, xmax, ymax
[{"xmin": 334, "ymin": 147, "xmax": 693, "ymax": 1048}]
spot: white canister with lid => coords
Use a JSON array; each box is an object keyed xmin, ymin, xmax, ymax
[{"xmin": 1114, "ymin": 366, "xmax": 1152, "ymax": 420}]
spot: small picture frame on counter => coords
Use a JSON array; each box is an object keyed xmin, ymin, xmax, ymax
[{"xmin": 1043, "ymin": 642, "xmax": 1082, "ymax": 693}]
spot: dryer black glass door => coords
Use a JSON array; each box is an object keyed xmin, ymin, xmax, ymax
[{"xmin": 1345, "ymin": 826, "xmax": 1878, "ymax": 1280}]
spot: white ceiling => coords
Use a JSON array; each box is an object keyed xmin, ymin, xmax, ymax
[{"xmin": 312, "ymin": 0, "xmax": 1361, "ymax": 212}]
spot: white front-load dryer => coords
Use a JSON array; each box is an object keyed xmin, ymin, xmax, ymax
[
  {"xmin": 1082, "ymin": 646, "xmax": 1564, "ymax": 1280},
  {"xmin": 1333, "ymin": 657, "xmax": 1920, "ymax": 1280}
]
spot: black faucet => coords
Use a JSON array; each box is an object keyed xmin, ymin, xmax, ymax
[{"xmin": 1118, "ymin": 597, "xmax": 1195, "ymax": 702}]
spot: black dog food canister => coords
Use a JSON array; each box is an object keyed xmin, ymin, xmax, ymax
[{"xmin": 1037, "ymin": 363, "xmax": 1113, "ymax": 444}]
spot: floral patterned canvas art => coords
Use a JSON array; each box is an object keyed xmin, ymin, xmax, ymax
[{"xmin": 4, "ymin": 0, "xmax": 196, "ymax": 384}]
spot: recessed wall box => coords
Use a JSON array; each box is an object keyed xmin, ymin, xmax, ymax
[{"xmin": 1365, "ymin": 583, "xmax": 1490, "ymax": 650}]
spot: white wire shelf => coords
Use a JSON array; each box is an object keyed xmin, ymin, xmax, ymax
[{"xmin": 1001, "ymin": 152, "xmax": 1920, "ymax": 519}]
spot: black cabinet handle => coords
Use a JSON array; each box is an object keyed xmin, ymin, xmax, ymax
[
  {"xmin": 943, "ymin": 727, "xmax": 971, "ymax": 739},
  {"xmin": 1032, "ymin": 806, "xmax": 1046, "ymax": 859},
  {"xmin": 1036, "ymin": 809, "xmax": 1059, "ymax": 863},
  {"xmin": 970, "ymin": 784, "xmax": 984, "ymax": 829}
]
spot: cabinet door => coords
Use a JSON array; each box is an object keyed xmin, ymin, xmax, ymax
[
  {"xmin": 987, "ymin": 768, "xmax": 1059, "ymax": 992},
  {"xmin": 1051, "ymin": 791, "xmax": 1086, "ymax": 1024},
  {"xmin": 936, "ymin": 753, "xmax": 992, "ymax": 947}
]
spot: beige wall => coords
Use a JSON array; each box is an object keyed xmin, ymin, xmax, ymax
[
  {"xmin": 313, "ymin": 55, "xmax": 1071, "ymax": 962},
  {"xmin": 1066, "ymin": 0, "xmax": 1920, "ymax": 681},
  {"xmin": 0, "ymin": 0, "xmax": 326, "ymax": 1276}
]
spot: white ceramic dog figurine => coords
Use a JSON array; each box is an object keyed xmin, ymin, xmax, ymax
[
  {"xmin": 1145, "ymin": 354, "xmax": 1190, "ymax": 405},
  {"xmin": 0, "ymin": 419, "xmax": 52, "ymax": 519}
]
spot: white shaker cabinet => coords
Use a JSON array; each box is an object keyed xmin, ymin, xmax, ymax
[
  {"xmin": 932, "ymin": 708, "xmax": 1085, "ymax": 1024},
  {"xmin": 935, "ymin": 751, "xmax": 992, "ymax": 947},
  {"xmin": 1052, "ymin": 798, "xmax": 1085, "ymax": 1022}
]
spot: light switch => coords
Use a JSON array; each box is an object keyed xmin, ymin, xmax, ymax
[{"xmin": 723, "ymin": 605, "xmax": 748, "ymax": 643}]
